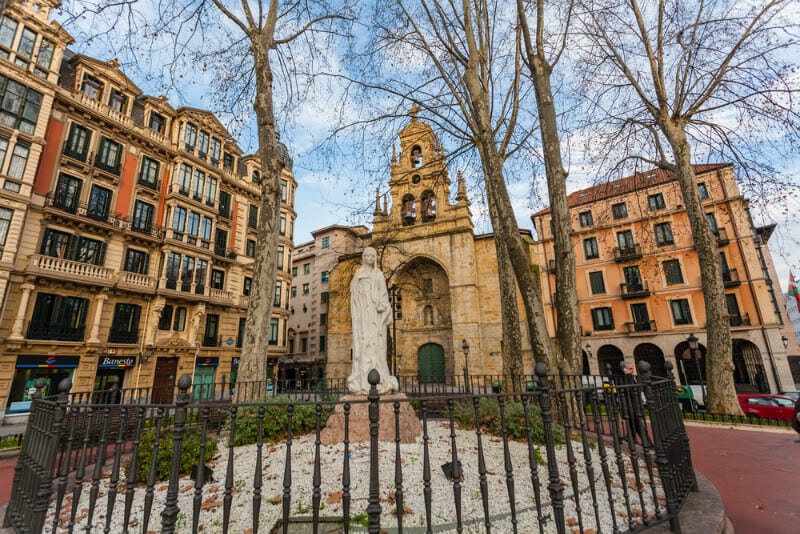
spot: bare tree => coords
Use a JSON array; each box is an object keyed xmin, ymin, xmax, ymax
[{"xmin": 578, "ymin": 0, "xmax": 800, "ymax": 413}]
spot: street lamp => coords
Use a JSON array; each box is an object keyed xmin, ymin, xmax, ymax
[
  {"xmin": 686, "ymin": 334, "xmax": 705, "ymax": 406},
  {"xmin": 462, "ymin": 339, "xmax": 470, "ymax": 391},
  {"xmin": 139, "ymin": 344, "xmax": 154, "ymax": 365},
  {"xmin": 782, "ymin": 335, "xmax": 789, "ymax": 349},
  {"xmin": 389, "ymin": 284, "xmax": 402, "ymax": 376}
]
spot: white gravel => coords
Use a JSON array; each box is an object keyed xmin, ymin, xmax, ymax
[{"xmin": 44, "ymin": 422, "xmax": 665, "ymax": 533}]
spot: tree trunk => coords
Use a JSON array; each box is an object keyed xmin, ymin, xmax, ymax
[
  {"xmin": 662, "ymin": 123, "xmax": 741, "ymax": 415},
  {"xmin": 494, "ymin": 212, "xmax": 524, "ymax": 388}
]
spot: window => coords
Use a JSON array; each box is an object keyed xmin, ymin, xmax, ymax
[
  {"xmin": 321, "ymin": 271, "xmax": 329, "ymax": 283},
  {"xmin": 301, "ymin": 263, "xmax": 309, "ymax": 274},
  {"xmin": 663, "ymin": 259, "xmax": 684, "ymax": 285},
  {"xmin": 246, "ymin": 239, "xmax": 256, "ymax": 257},
  {"xmin": 280, "ymin": 179, "xmax": 288, "ymax": 202},
  {"xmin": 203, "ymin": 314, "xmax": 219, "ymax": 346},
  {"xmin": 87, "ymin": 185, "xmax": 111, "ymax": 221},
  {"xmin": 648, "ymin": 193, "xmax": 666, "ymax": 210},
  {"xmin": 132, "ymin": 200, "xmax": 154, "ymax": 232},
  {"xmin": 321, "ymin": 236, "xmax": 330, "ymax": 248},
  {"xmin": 197, "ymin": 130, "xmax": 209, "ymax": 158},
  {"xmin": 611, "ymin": 202, "xmax": 628, "ymax": 219},
  {"xmin": 623, "ymin": 265, "xmax": 643, "ymax": 291},
  {"xmin": 165, "ymin": 252, "xmax": 181, "ymax": 289},
  {"xmin": 211, "ymin": 269, "xmax": 225, "ymax": 290},
  {"xmin": 64, "ymin": 123, "xmax": 91, "ymax": 161},
  {"xmin": 95, "ymin": 137, "xmax": 122, "ymax": 174},
  {"xmin": 248, "ymin": 205, "xmax": 258, "ymax": 229},
  {"xmin": 277, "ymin": 245, "xmax": 284, "ymax": 270},
  {"xmin": 171, "ymin": 206, "xmax": 186, "ymax": 238},
  {"xmin": 243, "ymin": 276, "xmax": 252, "ymax": 297},
  {"xmin": 698, "ymin": 182, "xmax": 709, "ymax": 200},
  {"xmin": 148, "ymin": 112, "xmax": 165, "ymax": 133},
  {"xmin": 320, "ymin": 313, "xmax": 327, "ymax": 326},
  {"xmin": 6, "ymin": 141, "xmax": 28, "ymax": 180},
  {"xmin": 186, "ymin": 212, "xmax": 200, "ymax": 244},
  {"xmin": 205, "ymin": 177, "xmax": 217, "ymax": 206},
  {"xmin": 279, "ymin": 213, "xmax": 286, "ymax": 235},
  {"xmin": 184, "ymin": 123, "xmax": 197, "ymax": 151},
  {"xmin": 579, "ymin": 210, "xmax": 593, "ymax": 227},
  {"xmin": 223, "ymin": 152, "xmax": 234, "ymax": 170},
  {"xmin": 588, "ymin": 271, "xmax": 605, "ymax": 294},
  {"xmin": 40, "ymin": 228, "xmax": 70, "ymax": 258},
  {"xmin": 630, "ymin": 303, "xmax": 651, "ymax": 331},
  {"xmin": 0, "ymin": 75, "xmax": 42, "ymax": 135},
  {"xmin": 210, "ymin": 138, "xmax": 221, "ymax": 164},
  {"xmin": 40, "ymin": 231, "xmax": 105, "ymax": 266},
  {"xmin": 591, "ymin": 307, "xmax": 614, "ymax": 331},
  {"xmin": 28, "ymin": 293, "xmax": 89, "ymax": 341},
  {"xmin": 200, "ymin": 217, "xmax": 212, "ymax": 247},
  {"xmin": 303, "ymin": 283, "xmax": 310, "ymax": 295},
  {"xmin": 108, "ymin": 303, "xmax": 140, "ymax": 343},
  {"xmin": 252, "ymin": 170, "xmax": 261, "ymax": 185},
  {"xmin": 0, "ymin": 136, "xmax": 7, "ymax": 172},
  {"xmin": 34, "ymin": 38, "xmax": 54, "ymax": 77},
  {"xmin": 215, "ymin": 228, "xmax": 228, "ymax": 256},
  {"xmin": 654, "ymin": 222, "xmax": 674, "ymax": 246},
  {"xmin": 671, "ymin": 299, "xmax": 693, "ymax": 325},
  {"xmin": 0, "ymin": 17, "xmax": 17, "ymax": 52},
  {"xmin": 218, "ymin": 190, "xmax": 231, "ymax": 218},
  {"xmin": 269, "ymin": 318, "xmax": 279, "ymax": 345},
  {"xmin": 195, "ymin": 259, "xmax": 208, "ymax": 294},
  {"xmin": 15, "ymin": 26, "xmax": 35, "ymax": 61},
  {"xmin": 180, "ymin": 256, "xmax": 195, "ymax": 292},
  {"xmin": 158, "ymin": 305, "xmax": 173, "ymax": 330},
  {"xmin": 617, "ymin": 230, "xmax": 634, "ymax": 251},
  {"xmin": 292, "ymin": 266, "xmax": 298, "ymax": 277},
  {"xmin": 320, "ymin": 291, "xmax": 329, "ymax": 304},
  {"xmin": 173, "ymin": 307, "xmax": 187, "ymax": 331},
  {"xmin": 123, "ymin": 248, "xmax": 149, "ymax": 274},
  {"xmin": 138, "ymin": 157, "xmax": 160, "ymax": 189},
  {"xmin": 273, "ymin": 281, "xmax": 282, "ymax": 306},
  {"xmin": 705, "ymin": 212, "xmax": 718, "ymax": 233},
  {"xmin": 726, "ymin": 294, "xmax": 742, "ymax": 325},
  {"xmin": 583, "ymin": 237, "xmax": 599, "ymax": 260},
  {"xmin": 192, "ymin": 169, "xmax": 205, "ymax": 201},
  {"xmin": 291, "ymin": 286, "xmax": 297, "ymax": 298},
  {"xmin": 108, "ymin": 89, "xmax": 127, "ymax": 114},
  {"xmin": 0, "ymin": 207, "xmax": 12, "ymax": 246},
  {"xmin": 422, "ymin": 278, "xmax": 434, "ymax": 293},
  {"xmin": 319, "ymin": 335, "xmax": 326, "ymax": 352},
  {"xmin": 81, "ymin": 74, "xmax": 103, "ymax": 101},
  {"xmin": 178, "ymin": 164, "xmax": 192, "ymax": 195},
  {"xmin": 300, "ymin": 337, "xmax": 307, "ymax": 352}
]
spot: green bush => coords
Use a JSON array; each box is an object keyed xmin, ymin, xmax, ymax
[
  {"xmin": 0, "ymin": 435, "xmax": 22, "ymax": 449},
  {"xmin": 452, "ymin": 397, "xmax": 565, "ymax": 444},
  {"xmin": 225, "ymin": 400, "xmax": 334, "ymax": 447},
  {"xmin": 130, "ymin": 425, "xmax": 218, "ymax": 483}
]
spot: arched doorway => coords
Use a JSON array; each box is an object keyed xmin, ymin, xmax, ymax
[
  {"xmin": 674, "ymin": 340, "xmax": 706, "ymax": 386},
  {"xmin": 418, "ymin": 343, "xmax": 445, "ymax": 383},
  {"xmin": 634, "ymin": 343, "xmax": 666, "ymax": 377},
  {"xmin": 732, "ymin": 338, "xmax": 768, "ymax": 393},
  {"xmin": 597, "ymin": 345, "xmax": 624, "ymax": 376}
]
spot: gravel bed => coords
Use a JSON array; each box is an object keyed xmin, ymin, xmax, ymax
[{"xmin": 44, "ymin": 422, "xmax": 665, "ymax": 533}]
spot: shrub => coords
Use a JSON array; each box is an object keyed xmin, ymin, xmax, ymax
[
  {"xmin": 452, "ymin": 397, "xmax": 565, "ymax": 444},
  {"xmin": 130, "ymin": 425, "xmax": 218, "ymax": 483},
  {"xmin": 225, "ymin": 399, "xmax": 334, "ymax": 447}
]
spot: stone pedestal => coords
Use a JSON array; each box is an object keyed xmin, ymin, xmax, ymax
[{"xmin": 321, "ymin": 393, "xmax": 422, "ymax": 445}]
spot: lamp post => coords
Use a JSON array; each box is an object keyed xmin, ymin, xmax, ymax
[
  {"xmin": 389, "ymin": 284, "xmax": 402, "ymax": 376},
  {"xmin": 140, "ymin": 344, "xmax": 154, "ymax": 365},
  {"xmin": 687, "ymin": 333, "xmax": 705, "ymax": 407},
  {"xmin": 584, "ymin": 343, "xmax": 592, "ymax": 374},
  {"xmin": 462, "ymin": 339, "xmax": 470, "ymax": 392},
  {"xmin": 782, "ymin": 335, "xmax": 789, "ymax": 350}
]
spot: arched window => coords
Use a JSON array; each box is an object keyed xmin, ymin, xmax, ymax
[
  {"xmin": 402, "ymin": 194, "xmax": 416, "ymax": 225},
  {"xmin": 421, "ymin": 190, "xmax": 436, "ymax": 222},
  {"xmin": 410, "ymin": 145, "xmax": 423, "ymax": 168}
]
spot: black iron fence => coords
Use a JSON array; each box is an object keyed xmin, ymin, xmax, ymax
[{"xmin": 4, "ymin": 362, "xmax": 695, "ymax": 533}]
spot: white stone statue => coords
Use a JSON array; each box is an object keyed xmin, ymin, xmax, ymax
[{"xmin": 347, "ymin": 247, "xmax": 399, "ymax": 395}]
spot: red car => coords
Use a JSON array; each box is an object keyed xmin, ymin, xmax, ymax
[{"xmin": 737, "ymin": 394, "xmax": 796, "ymax": 422}]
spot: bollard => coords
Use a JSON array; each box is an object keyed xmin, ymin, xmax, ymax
[
  {"xmin": 161, "ymin": 373, "xmax": 192, "ymax": 533},
  {"xmin": 536, "ymin": 362, "xmax": 565, "ymax": 533}
]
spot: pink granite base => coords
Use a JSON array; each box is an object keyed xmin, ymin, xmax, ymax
[{"xmin": 320, "ymin": 393, "xmax": 422, "ymax": 445}]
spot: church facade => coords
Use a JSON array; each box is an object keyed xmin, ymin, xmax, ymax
[{"xmin": 326, "ymin": 113, "xmax": 538, "ymax": 382}]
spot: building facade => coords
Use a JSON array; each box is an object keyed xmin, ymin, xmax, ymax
[
  {"xmin": 326, "ymin": 112, "xmax": 539, "ymax": 382},
  {"xmin": 0, "ymin": 1, "xmax": 296, "ymax": 422},
  {"xmin": 286, "ymin": 225, "xmax": 366, "ymax": 383},
  {"xmin": 532, "ymin": 165, "xmax": 795, "ymax": 393}
]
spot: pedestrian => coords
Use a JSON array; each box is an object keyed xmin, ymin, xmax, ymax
[
  {"xmin": 612, "ymin": 360, "xmax": 648, "ymax": 444},
  {"xmin": 793, "ymin": 395, "xmax": 800, "ymax": 442}
]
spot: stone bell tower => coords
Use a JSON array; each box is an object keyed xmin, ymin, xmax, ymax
[{"xmin": 372, "ymin": 105, "xmax": 472, "ymax": 237}]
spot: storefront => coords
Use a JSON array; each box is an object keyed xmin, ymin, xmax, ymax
[
  {"xmin": 5, "ymin": 355, "xmax": 79, "ymax": 413},
  {"xmin": 193, "ymin": 356, "xmax": 218, "ymax": 400},
  {"xmin": 94, "ymin": 355, "xmax": 136, "ymax": 391}
]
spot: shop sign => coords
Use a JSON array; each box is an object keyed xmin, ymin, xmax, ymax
[
  {"xmin": 196, "ymin": 356, "xmax": 219, "ymax": 367},
  {"xmin": 98, "ymin": 356, "xmax": 136, "ymax": 368},
  {"xmin": 16, "ymin": 355, "xmax": 79, "ymax": 368}
]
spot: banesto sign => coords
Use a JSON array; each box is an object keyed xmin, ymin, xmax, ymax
[{"xmin": 98, "ymin": 356, "xmax": 136, "ymax": 368}]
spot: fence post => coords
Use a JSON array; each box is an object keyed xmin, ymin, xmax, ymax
[
  {"xmin": 161, "ymin": 373, "xmax": 192, "ymax": 533},
  {"xmin": 536, "ymin": 362, "xmax": 565, "ymax": 534},
  {"xmin": 366, "ymin": 369, "xmax": 382, "ymax": 533}
]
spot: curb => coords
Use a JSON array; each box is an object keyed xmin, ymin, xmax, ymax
[
  {"xmin": 650, "ymin": 470, "xmax": 731, "ymax": 534},
  {"xmin": 0, "ymin": 449, "xmax": 19, "ymax": 461}
]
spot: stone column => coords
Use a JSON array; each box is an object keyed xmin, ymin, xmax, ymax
[
  {"xmin": 8, "ymin": 283, "xmax": 35, "ymax": 340},
  {"xmin": 87, "ymin": 291, "xmax": 108, "ymax": 344}
]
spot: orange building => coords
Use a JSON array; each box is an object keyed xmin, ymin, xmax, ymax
[
  {"xmin": 532, "ymin": 164, "xmax": 795, "ymax": 394},
  {"xmin": 0, "ymin": 1, "xmax": 296, "ymax": 422}
]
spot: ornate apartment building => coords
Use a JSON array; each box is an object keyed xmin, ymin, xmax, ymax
[
  {"xmin": 0, "ymin": 1, "xmax": 296, "ymax": 421},
  {"xmin": 532, "ymin": 165, "xmax": 796, "ymax": 393},
  {"xmin": 286, "ymin": 225, "xmax": 366, "ymax": 383}
]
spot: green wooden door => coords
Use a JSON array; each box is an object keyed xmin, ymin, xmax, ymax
[{"xmin": 418, "ymin": 343, "xmax": 445, "ymax": 383}]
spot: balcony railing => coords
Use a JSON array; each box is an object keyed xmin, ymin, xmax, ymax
[
  {"xmin": 730, "ymin": 312, "xmax": 752, "ymax": 327},
  {"xmin": 79, "ymin": 92, "xmax": 133, "ymax": 128},
  {"xmin": 625, "ymin": 320, "xmax": 657, "ymax": 333},
  {"xmin": 614, "ymin": 243, "xmax": 642, "ymax": 262},
  {"xmin": 209, "ymin": 288, "xmax": 234, "ymax": 305},
  {"xmin": 715, "ymin": 227, "xmax": 730, "ymax": 245},
  {"xmin": 27, "ymin": 321, "xmax": 85, "ymax": 341},
  {"xmin": 620, "ymin": 281, "xmax": 650, "ymax": 299},
  {"xmin": 44, "ymin": 193, "xmax": 116, "ymax": 225},
  {"xmin": 116, "ymin": 271, "xmax": 156, "ymax": 291},
  {"xmin": 723, "ymin": 268, "xmax": 741, "ymax": 287},
  {"xmin": 27, "ymin": 255, "xmax": 115, "ymax": 286}
]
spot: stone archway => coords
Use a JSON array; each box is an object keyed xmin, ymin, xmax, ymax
[
  {"xmin": 597, "ymin": 345, "xmax": 624, "ymax": 376},
  {"xmin": 732, "ymin": 338, "xmax": 768, "ymax": 393},
  {"xmin": 674, "ymin": 340, "xmax": 706, "ymax": 386},
  {"xmin": 633, "ymin": 343, "xmax": 666, "ymax": 377}
]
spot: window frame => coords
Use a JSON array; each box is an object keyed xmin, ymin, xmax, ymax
[
  {"xmin": 591, "ymin": 307, "xmax": 614, "ymax": 331},
  {"xmin": 654, "ymin": 221, "xmax": 674, "ymax": 246},
  {"xmin": 583, "ymin": 237, "xmax": 599, "ymax": 260},
  {"xmin": 670, "ymin": 299, "xmax": 693, "ymax": 325},
  {"xmin": 648, "ymin": 192, "xmax": 666, "ymax": 211},
  {"xmin": 578, "ymin": 210, "xmax": 594, "ymax": 227}
]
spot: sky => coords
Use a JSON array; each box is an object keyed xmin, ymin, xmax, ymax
[{"xmin": 54, "ymin": 0, "xmax": 800, "ymax": 293}]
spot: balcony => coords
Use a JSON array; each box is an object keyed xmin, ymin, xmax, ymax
[
  {"xmin": 78, "ymin": 93, "xmax": 133, "ymax": 128},
  {"xmin": 44, "ymin": 193, "xmax": 117, "ymax": 226},
  {"xmin": 715, "ymin": 227, "xmax": 730, "ymax": 245},
  {"xmin": 116, "ymin": 271, "xmax": 156, "ymax": 292},
  {"xmin": 723, "ymin": 268, "xmax": 741, "ymax": 287},
  {"xmin": 118, "ymin": 218, "xmax": 166, "ymax": 241},
  {"xmin": 614, "ymin": 244, "xmax": 642, "ymax": 262},
  {"xmin": 209, "ymin": 288, "xmax": 234, "ymax": 305},
  {"xmin": 620, "ymin": 281, "xmax": 650, "ymax": 299},
  {"xmin": 27, "ymin": 322, "xmax": 85, "ymax": 342},
  {"xmin": 27, "ymin": 255, "xmax": 115, "ymax": 287},
  {"xmin": 626, "ymin": 320, "xmax": 656, "ymax": 333},
  {"xmin": 730, "ymin": 312, "xmax": 752, "ymax": 327}
]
